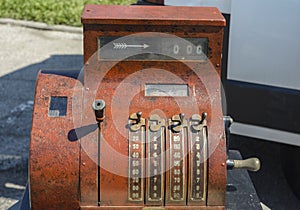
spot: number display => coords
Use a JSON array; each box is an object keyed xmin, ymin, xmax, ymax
[{"xmin": 99, "ymin": 37, "xmax": 208, "ymax": 60}]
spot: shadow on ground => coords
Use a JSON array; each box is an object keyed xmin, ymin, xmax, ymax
[{"xmin": 0, "ymin": 54, "xmax": 83, "ymax": 209}]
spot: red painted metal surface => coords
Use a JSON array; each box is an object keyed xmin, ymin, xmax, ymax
[
  {"xmin": 29, "ymin": 71, "xmax": 82, "ymax": 209},
  {"xmin": 81, "ymin": 5, "xmax": 225, "ymax": 26},
  {"xmin": 29, "ymin": 5, "xmax": 226, "ymax": 210},
  {"xmin": 81, "ymin": 61, "xmax": 226, "ymax": 207},
  {"xmin": 81, "ymin": 4, "xmax": 226, "ymax": 208}
]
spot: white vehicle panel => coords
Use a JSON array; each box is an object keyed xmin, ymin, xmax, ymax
[{"xmin": 228, "ymin": 0, "xmax": 300, "ymax": 90}]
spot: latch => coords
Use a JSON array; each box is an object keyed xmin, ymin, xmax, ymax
[
  {"xmin": 129, "ymin": 111, "xmax": 146, "ymax": 131},
  {"xmin": 149, "ymin": 114, "xmax": 165, "ymax": 132},
  {"xmin": 169, "ymin": 113, "xmax": 187, "ymax": 133},
  {"xmin": 190, "ymin": 112, "xmax": 207, "ymax": 131}
]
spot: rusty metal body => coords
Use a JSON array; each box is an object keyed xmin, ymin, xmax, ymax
[{"xmin": 29, "ymin": 5, "xmax": 226, "ymax": 209}]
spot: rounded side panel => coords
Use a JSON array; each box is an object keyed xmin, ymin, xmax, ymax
[{"xmin": 29, "ymin": 71, "xmax": 82, "ymax": 209}]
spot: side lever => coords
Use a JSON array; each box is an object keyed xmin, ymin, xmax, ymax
[
  {"xmin": 226, "ymin": 158, "xmax": 261, "ymax": 172},
  {"xmin": 224, "ymin": 115, "xmax": 261, "ymax": 172}
]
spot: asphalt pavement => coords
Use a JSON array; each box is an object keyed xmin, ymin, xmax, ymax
[{"xmin": 0, "ymin": 19, "xmax": 300, "ymax": 210}]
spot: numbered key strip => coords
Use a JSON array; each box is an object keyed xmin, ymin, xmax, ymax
[
  {"xmin": 127, "ymin": 113, "xmax": 208, "ymax": 205},
  {"xmin": 188, "ymin": 128, "xmax": 207, "ymax": 205},
  {"xmin": 128, "ymin": 129, "xmax": 145, "ymax": 202}
]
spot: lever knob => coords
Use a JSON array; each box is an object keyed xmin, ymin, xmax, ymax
[
  {"xmin": 92, "ymin": 99, "xmax": 106, "ymax": 122},
  {"xmin": 136, "ymin": 111, "xmax": 142, "ymax": 123},
  {"xmin": 179, "ymin": 113, "xmax": 185, "ymax": 125},
  {"xmin": 200, "ymin": 112, "xmax": 207, "ymax": 124},
  {"xmin": 227, "ymin": 157, "xmax": 261, "ymax": 172}
]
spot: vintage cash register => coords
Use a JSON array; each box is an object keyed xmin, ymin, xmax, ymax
[{"xmin": 29, "ymin": 5, "xmax": 260, "ymax": 210}]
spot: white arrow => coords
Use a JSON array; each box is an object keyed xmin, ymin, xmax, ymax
[{"xmin": 113, "ymin": 43, "xmax": 149, "ymax": 49}]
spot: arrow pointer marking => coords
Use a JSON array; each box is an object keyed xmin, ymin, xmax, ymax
[{"xmin": 113, "ymin": 43, "xmax": 149, "ymax": 49}]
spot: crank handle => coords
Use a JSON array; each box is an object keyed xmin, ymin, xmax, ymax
[{"xmin": 227, "ymin": 157, "xmax": 261, "ymax": 172}]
